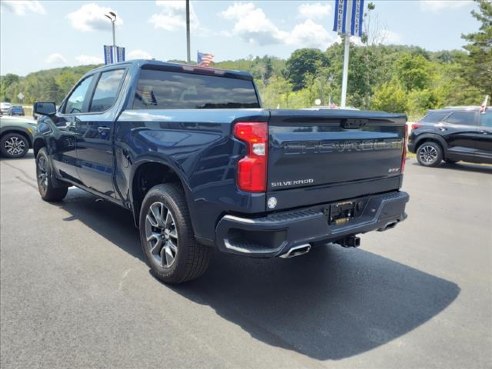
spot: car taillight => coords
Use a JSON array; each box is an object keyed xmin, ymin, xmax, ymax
[
  {"xmin": 411, "ymin": 122, "xmax": 421, "ymax": 130},
  {"xmin": 233, "ymin": 122, "xmax": 268, "ymax": 192},
  {"xmin": 401, "ymin": 124, "xmax": 408, "ymax": 173}
]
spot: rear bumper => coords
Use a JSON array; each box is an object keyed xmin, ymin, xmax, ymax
[{"xmin": 215, "ymin": 191, "xmax": 409, "ymax": 257}]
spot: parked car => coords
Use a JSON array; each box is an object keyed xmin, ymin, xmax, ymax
[
  {"xmin": 8, "ymin": 105, "xmax": 25, "ymax": 116},
  {"xmin": 0, "ymin": 116, "xmax": 36, "ymax": 158},
  {"xmin": 0, "ymin": 102, "xmax": 12, "ymax": 115},
  {"xmin": 32, "ymin": 60, "xmax": 408, "ymax": 284},
  {"xmin": 408, "ymin": 107, "xmax": 492, "ymax": 167}
]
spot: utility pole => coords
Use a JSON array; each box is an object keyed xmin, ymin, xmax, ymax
[{"xmin": 186, "ymin": 0, "xmax": 191, "ymax": 63}]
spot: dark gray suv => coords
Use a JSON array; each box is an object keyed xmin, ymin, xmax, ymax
[{"xmin": 408, "ymin": 107, "xmax": 492, "ymax": 167}]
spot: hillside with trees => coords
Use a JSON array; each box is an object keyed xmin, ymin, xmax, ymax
[{"xmin": 1, "ymin": 0, "xmax": 489, "ymax": 120}]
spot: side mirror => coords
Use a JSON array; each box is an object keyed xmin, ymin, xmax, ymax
[{"xmin": 33, "ymin": 102, "xmax": 56, "ymax": 116}]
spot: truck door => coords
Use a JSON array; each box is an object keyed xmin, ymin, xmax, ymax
[
  {"xmin": 50, "ymin": 75, "xmax": 96, "ymax": 183},
  {"xmin": 74, "ymin": 68, "xmax": 126, "ymax": 198}
]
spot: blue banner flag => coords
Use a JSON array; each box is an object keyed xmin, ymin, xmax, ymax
[
  {"xmin": 116, "ymin": 47, "xmax": 125, "ymax": 62},
  {"xmin": 104, "ymin": 45, "xmax": 113, "ymax": 65},
  {"xmin": 333, "ymin": 0, "xmax": 348, "ymax": 34},
  {"xmin": 351, "ymin": 0, "xmax": 365, "ymax": 37}
]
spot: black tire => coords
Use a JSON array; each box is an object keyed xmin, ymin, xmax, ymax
[
  {"xmin": 139, "ymin": 183, "xmax": 211, "ymax": 284},
  {"xmin": 416, "ymin": 141, "xmax": 443, "ymax": 167},
  {"xmin": 1, "ymin": 133, "xmax": 29, "ymax": 158},
  {"xmin": 36, "ymin": 148, "xmax": 68, "ymax": 202}
]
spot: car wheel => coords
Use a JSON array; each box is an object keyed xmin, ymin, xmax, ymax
[
  {"xmin": 0, "ymin": 133, "xmax": 29, "ymax": 158},
  {"xmin": 416, "ymin": 141, "xmax": 443, "ymax": 167},
  {"xmin": 139, "ymin": 183, "xmax": 211, "ymax": 284},
  {"xmin": 36, "ymin": 148, "xmax": 68, "ymax": 202}
]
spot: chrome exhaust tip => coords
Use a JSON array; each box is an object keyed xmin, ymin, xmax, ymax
[{"xmin": 280, "ymin": 244, "xmax": 311, "ymax": 258}]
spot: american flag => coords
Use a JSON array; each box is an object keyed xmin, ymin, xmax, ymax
[{"xmin": 197, "ymin": 51, "xmax": 214, "ymax": 67}]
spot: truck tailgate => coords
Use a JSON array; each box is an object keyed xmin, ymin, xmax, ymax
[{"xmin": 267, "ymin": 109, "xmax": 406, "ymax": 210}]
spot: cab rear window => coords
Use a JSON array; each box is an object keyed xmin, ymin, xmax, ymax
[{"xmin": 132, "ymin": 69, "xmax": 260, "ymax": 109}]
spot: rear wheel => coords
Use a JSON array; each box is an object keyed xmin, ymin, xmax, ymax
[
  {"xmin": 139, "ymin": 183, "xmax": 211, "ymax": 284},
  {"xmin": 1, "ymin": 133, "xmax": 29, "ymax": 158},
  {"xmin": 416, "ymin": 141, "xmax": 443, "ymax": 167},
  {"xmin": 36, "ymin": 148, "xmax": 68, "ymax": 202}
]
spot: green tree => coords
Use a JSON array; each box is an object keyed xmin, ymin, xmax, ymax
[
  {"xmin": 371, "ymin": 81, "xmax": 408, "ymax": 113},
  {"xmin": 285, "ymin": 48, "xmax": 329, "ymax": 90},
  {"xmin": 461, "ymin": 0, "xmax": 492, "ymax": 95},
  {"xmin": 395, "ymin": 53, "xmax": 432, "ymax": 91},
  {"xmin": 0, "ymin": 73, "xmax": 20, "ymax": 101}
]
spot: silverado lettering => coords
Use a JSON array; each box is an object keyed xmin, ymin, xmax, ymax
[{"xmin": 282, "ymin": 139, "xmax": 404, "ymax": 155}]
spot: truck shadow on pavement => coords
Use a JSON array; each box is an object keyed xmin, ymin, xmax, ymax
[{"xmin": 60, "ymin": 190, "xmax": 460, "ymax": 361}]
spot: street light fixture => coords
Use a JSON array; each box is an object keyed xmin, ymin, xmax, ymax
[{"xmin": 105, "ymin": 11, "xmax": 116, "ymax": 48}]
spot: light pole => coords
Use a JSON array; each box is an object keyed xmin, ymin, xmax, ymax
[
  {"xmin": 105, "ymin": 11, "xmax": 116, "ymax": 61},
  {"xmin": 186, "ymin": 0, "xmax": 190, "ymax": 63}
]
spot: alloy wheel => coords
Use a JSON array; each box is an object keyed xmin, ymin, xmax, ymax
[
  {"xmin": 418, "ymin": 144, "xmax": 439, "ymax": 165},
  {"xmin": 37, "ymin": 155, "xmax": 49, "ymax": 192},
  {"xmin": 4, "ymin": 136, "xmax": 26, "ymax": 156},
  {"xmin": 144, "ymin": 202, "xmax": 178, "ymax": 268}
]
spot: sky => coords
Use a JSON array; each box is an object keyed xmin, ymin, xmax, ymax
[{"xmin": 0, "ymin": 0, "xmax": 481, "ymax": 76}]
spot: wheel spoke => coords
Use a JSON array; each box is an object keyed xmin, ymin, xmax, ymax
[
  {"xmin": 150, "ymin": 203, "xmax": 165, "ymax": 227},
  {"xmin": 148, "ymin": 234, "xmax": 163, "ymax": 255},
  {"xmin": 163, "ymin": 242, "xmax": 176, "ymax": 267},
  {"xmin": 169, "ymin": 228, "xmax": 178, "ymax": 240},
  {"xmin": 165, "ymin": 211, "xmax": 173, "ymax": 228}
]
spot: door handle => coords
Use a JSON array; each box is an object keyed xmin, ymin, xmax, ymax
[{"xmin": 97, "ymin": 126, "xmax": 111, "ymax": 133}]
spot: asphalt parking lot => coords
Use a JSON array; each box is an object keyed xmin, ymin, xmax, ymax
[{"xmin": 1, "ymin": 153, "xmax": 491, "ymax": 369}]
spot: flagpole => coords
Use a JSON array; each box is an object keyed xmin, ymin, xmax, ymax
[
  {"xmin": 341, "ymin": 34, "xmax": 350, "ymax": 108},
  {"xmin": 186, "ymin": 0, "xmax": 191, "ymax": 63}
]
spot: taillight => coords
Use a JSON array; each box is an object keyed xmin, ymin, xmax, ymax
[
  {"xmin": 411, "ymin": 122, "xmax": 421, "ymax": 130},
  {"xmin": 234, "ymin": 122, "xmax": 268, "ymax": 192},
  {"xmin": 401, "ymin": 124, "xmax": 408, "ymax": 173}
]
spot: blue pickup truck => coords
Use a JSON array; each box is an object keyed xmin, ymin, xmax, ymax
[{"xmin": 33, "ymin": 60, "xmax": 409, "ymax": 284}]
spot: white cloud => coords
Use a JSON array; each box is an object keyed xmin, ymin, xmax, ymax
[
  {"xmin": 75, "ymin": 55, "xmax": 103, "ymax": 65},
  {"xmin": 288, "ymin": 19, "xmax": 337, "ymax": 48},
  {"xmin": 45, "ymin": 53, "xmax": 67, "ymax": 65},
  {"xmin": 149, "ymin": 0, "xmax": 199, "ymax": 31},
  {"xmin": 127, "ymin": 49, "xmax": 153, "ymax": 60},
  {"xmin": 67, "ymin": 3, "xmax": 123, "ymax": 32},
  {"xmin": 419, "ymin": 0, "xmax": 471, "ymax": 12},
  {"xmin": 1, "ymin": 1, "xmax": 45, "ymax": 15},
  {"xmin": 220, "ymin": 3, "xmax": 336, "ymax": 49},
  {"xmin": 220, "ymin": 3, "xmax": 287, "ymax": 46},
  {"xmin": 298, "ymin": 3, "xmax": 332, "ymax": 20},
  {"xmin": 379, "ymin": 30, "xmax": 402, "ymax": 44}
]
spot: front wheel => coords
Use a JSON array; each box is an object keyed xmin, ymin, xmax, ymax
[
  {"xmin": 416, "ymin": 141, "xmax": 443, "ymax": 167},
  {"xmin": 36, "ymin": 148, "xmax": 68, "ymax": 202},
  {"xmin": 139, "ymin": 183, "xmax": 211, "ymax": 284}
]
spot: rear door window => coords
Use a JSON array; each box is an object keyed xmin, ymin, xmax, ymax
[
  {"xmin": 443, "ymin": 111, "xmax": 477, "ymax": 126},
  {"xmin": 422, "ymin": 111, "xmax": 449, "ymax": 123},
  {"xmin": 89, "ymin": 69, "xmax": 125, "ymax": 112},
  {"xmin": 133, "ymin": 69, "xmax": 260, "ymax": 109}
]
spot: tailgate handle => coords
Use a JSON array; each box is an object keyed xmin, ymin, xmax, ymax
[{"xmin": 341, "ymin": 119, "xmax": 368, "ymax": 129}]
